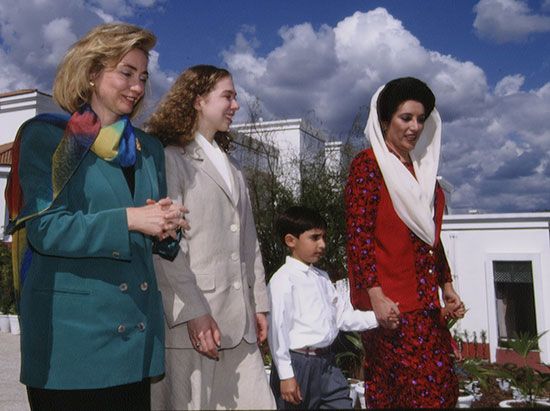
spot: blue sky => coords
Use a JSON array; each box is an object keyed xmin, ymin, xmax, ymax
[
  {"xmin": 1, "ymin": 0, "xmax": 550, "ymax": 213},
  {"xmin": 143, "ymin": 1, "xmax": 550, "ymax": 91}
]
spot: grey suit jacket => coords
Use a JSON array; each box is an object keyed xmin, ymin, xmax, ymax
[{"xmin": 154, "ymin": 141, "xmax": 269, "ymax": 349}]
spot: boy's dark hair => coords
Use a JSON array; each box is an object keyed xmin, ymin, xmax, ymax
[{"xmin": 276, "ymin": 206, "xmax": 327, "ymax": 245}]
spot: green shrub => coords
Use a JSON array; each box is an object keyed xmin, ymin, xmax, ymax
[{"xmin": 0, "ymin": 243, "xmax": 14, "ymax": 314}]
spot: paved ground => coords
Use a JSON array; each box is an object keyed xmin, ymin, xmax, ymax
[{"xmin": 0, "ymin": 332, "xmax": 28, "ymax": 411}]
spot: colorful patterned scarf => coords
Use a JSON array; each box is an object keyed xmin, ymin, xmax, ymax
[{"xmin": 5, "ymin": 105, "xmax": 137, "ymax": 303}]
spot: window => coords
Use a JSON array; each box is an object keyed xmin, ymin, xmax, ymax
[{"xmin": 493, "ymin": 260, "xmax": 538, "ymax": 348}]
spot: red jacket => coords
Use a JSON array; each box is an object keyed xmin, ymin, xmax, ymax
[{"xmin": 345, "ymin": 148, "xmax": 452, "ymax": 313}]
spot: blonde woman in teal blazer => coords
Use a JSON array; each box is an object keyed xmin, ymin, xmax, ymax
[{"xmin": 8, "ymin": 24, "xmax": 185, "ymax": 411}]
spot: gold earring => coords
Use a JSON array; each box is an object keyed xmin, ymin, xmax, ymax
[{"xmin": 89, "ymin": 81, "xmax": 95, "ymax": 87}]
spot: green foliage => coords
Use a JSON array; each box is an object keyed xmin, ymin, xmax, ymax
[
  {"xmin": 334, "ymin": 332, "xmax": 364, "ymax": 379},
  {"xmin": 245, "ymin": 166, "xmax": 295, "ymax": 278},
  {"xmin": 298, "ymin": 153, "xmax": 350, "ymax": 281},
  {"xmin": 483, "ymin": 331, "xmax": 550, "ymax": 404},
  {"xmin": 245, "ymin": 141, "xmax": 359, "ymax": 281},
  {"xmin": 506, "ymin": 331, "xmax": 547, "ymax": 360},
  {"xmin": 0, "ymin": 243, "xmax": 14, "ymax": 314},
  {"xmin": 457, "ymin": 358, "xmax": 491, "ymax": 391}
]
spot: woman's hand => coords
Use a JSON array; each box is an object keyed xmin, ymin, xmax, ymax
[
  {"xmin": 255, "ymin": 313, "xmax": 268, "ymax": 344},
  {"xmin": 155, "ymin": 197, "xmax": 189, "ymax": 233},
  {"xmin": 368, "ymin": 286, "xmax": 400, "ymax": 329},
  {"xmin": 126, "ymin": 201, "xmax": 173, "ymax": 238},
  {"xmin": 188, "ymin": 314, "xmax": 221, "ymax": 360},
  {"xmin": 442, "ymin": 282, "xmax": 465, "ymax": 319},
  {"xmin": 129, "ymin": 197, "xmax": 189, "ymax": 239}
]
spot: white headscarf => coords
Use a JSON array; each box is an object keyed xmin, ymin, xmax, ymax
[{"xmin": 366, "ymin": 84, "xmax": 442, "ymax": 246}]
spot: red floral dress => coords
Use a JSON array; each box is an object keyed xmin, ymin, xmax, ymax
[{"xmin": 345, "ymin": 149, "xmax": 458, "ymax": 408}]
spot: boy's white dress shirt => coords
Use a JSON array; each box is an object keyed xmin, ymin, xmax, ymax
[{"xmin": 267, "ymin": 256, "xmax": 378, "ymax": 380}]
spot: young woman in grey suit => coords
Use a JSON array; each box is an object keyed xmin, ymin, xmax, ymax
[
  {"xmin": 147, "ymin": 65, "xmax": 276, "ymax": 410},
  {"xmin": 8, "ymin": 23, "xmax": 185, "ymax": 410}
]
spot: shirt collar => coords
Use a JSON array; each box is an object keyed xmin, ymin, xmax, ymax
[
  {"xmin": 285, "ymin": 255, "xmax": 314, "ymax": 274},
  {"xmin": 195, "ymin": 132, "xmax": 221, "ymax": 152}
]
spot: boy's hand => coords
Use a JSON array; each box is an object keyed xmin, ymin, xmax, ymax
[
  {"xmin": 280, "ymin": 377, "xmax": 302, "ymax": 405},
  {"xmin": 368, "ymin": 287, "xmax": 400, "ymax": 329},
  {"xmin": 386, "ymin": 304, "xmax": 400, "ymax": 329}
]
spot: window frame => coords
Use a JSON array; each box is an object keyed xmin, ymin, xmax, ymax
[{"xmin": 484, "ymin": 253, "xmax": 547, "ymax": 362}]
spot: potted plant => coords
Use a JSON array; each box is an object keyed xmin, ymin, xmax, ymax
[
  {"xmin": 334, "ymin": 332, "xmax": 366, "ymax": 408},
  {"xmin": 7, "ymin": 303, "xmax": 20, "ymax": 335},
  {"xmin": 455, "ymin": 358, "xmax": 490, "ymax": 408},
  {"xmin": 485, "ymin": 331, "xmax": 550, "ymax": 408}
]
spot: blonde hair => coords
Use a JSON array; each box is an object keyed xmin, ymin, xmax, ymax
[
  {"xmin": 145, "ymin": 65, "xmax": 232, "ymax": 151},
  {"xmin": 53, "ymin": 23, "xmax": 156, "ymax": 117}
]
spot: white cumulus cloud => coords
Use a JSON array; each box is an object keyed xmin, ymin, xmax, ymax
[
  {"xmin": 225, "ymin": 8, "xmax": 489, "ymax": 132},
  {"xmin": 223, "ymin": 7, "xmax": 550, "ymax": 212},
  {"xmin": 474, "ymin": 0, "xmax": 550, "ymax": 43},
  {"xmin": 0, "ymin": 0, "xmax": 170, "ymax": 97},
  {"xmin": 495, "ymin": 74, "xmax": 525, "ymax": 96}
]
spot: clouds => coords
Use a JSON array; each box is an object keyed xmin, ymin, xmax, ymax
[
  {"xmin": 0, "ymin": 0, "xmax": 169, "ymax": 98},
  {"xmin": 223, "ymin": 7, "xmax": 550, "ymax": 212},
  {"xmin": 495, "ymin": 74, "xmax": 525, "ymax": 96},
  {"xmin": 441, "ymin": 84, "xmax": 550, "ymax": 212},
  {"xmin": 474, "ymin": 0, "xmax": 550, "ymax": 43},
  {"xmin": 225, "ymin": 8, "xmax": 489, "ymax": 131},
  {"xmin": 1, "ymin": 2, "xmax": 548, "ymax": 213}
]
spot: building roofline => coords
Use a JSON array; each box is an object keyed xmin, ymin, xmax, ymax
[
  {"xmin": 233, "ymin": 118, "xmax": 303, "ymax": 130},
  {"xmin": 232, "ymin": 118, "xmax": 328, "ymax": 142},
  {"xmin": 0, "ymin": 89, "xmax": 52, "ymax": 99},
  {"xmin": 444, "ymin": 212, "xmax": 550, "ymax": 224}
]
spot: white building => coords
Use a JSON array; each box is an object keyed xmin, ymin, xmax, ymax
[
  {"xmin": 0, "ymin": 90, "xmax": 64, "ymax": 237},
  {"xmin": 0, "ymin": 89, "xmax": 64, "ymax": 145},
  {"xmin": 232, "ymin": 118, "xmax": 328, "ymax": 191},
  {"xmin": 442, "ymin": 212, "xmax": 550, "ymax": 365}
]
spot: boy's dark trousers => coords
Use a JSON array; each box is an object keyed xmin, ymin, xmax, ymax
[{"xmin": 270, "ymin": 349, "xmax": 353, "ymax": 409}]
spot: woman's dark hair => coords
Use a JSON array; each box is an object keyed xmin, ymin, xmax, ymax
[
  {"xmin": 276, "ymin": 206, "xmax": 327, "ymax": 245},
  {"xmin": 377, "ymin": 77, "xmax": 436, "ymax": 124}
]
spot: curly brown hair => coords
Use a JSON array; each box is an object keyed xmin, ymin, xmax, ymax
[
  {"xmin": 53, "ymin": 23, "xmax": 156, "ymax": 117},
  {"xmin": 145, "ymin": 65, "xmax": 233, "ymax": 151}
]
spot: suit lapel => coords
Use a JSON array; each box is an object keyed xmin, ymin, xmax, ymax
[
  {"xmin": 93, "ymin": 155, "xmax": 133, "ymax": 207},
  {"xmin": 135, "ymin": 149, "xmax": 157, "ymax": 206},
  {"xmin": 184, "ymin": 140, "xmax": 236, "ymax": 207}
]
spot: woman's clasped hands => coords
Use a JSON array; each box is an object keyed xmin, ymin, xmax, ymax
[
  {"xmin": 368, "ymin": 286, "xmax": 401, "ymax": 330},
  {"xmin": 126, "ymin": 197, "xmax": 189, "ymax": 239}
]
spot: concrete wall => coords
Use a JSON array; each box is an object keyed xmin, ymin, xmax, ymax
[{"xmin": 441, "ymin": 213, "xmax": 550, "ymax": 364}]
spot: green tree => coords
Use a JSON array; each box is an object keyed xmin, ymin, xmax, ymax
[{"xmin": 234, "ymin": 112, "xmax": 363, "ymax": 281}]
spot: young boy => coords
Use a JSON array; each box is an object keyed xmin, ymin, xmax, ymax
[{"xmin": 267, "ymin": 206, "xmax": 398, "ymax": 409}]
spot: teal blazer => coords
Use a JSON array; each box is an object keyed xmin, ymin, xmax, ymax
[{"xmin": 17, "ymin": 119, "xmax": 165, "ymax": 389}]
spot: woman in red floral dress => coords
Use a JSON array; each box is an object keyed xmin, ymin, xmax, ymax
[{"xmin": 345, "ymin": 77, "xmax": 465, "ymax": 408}]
